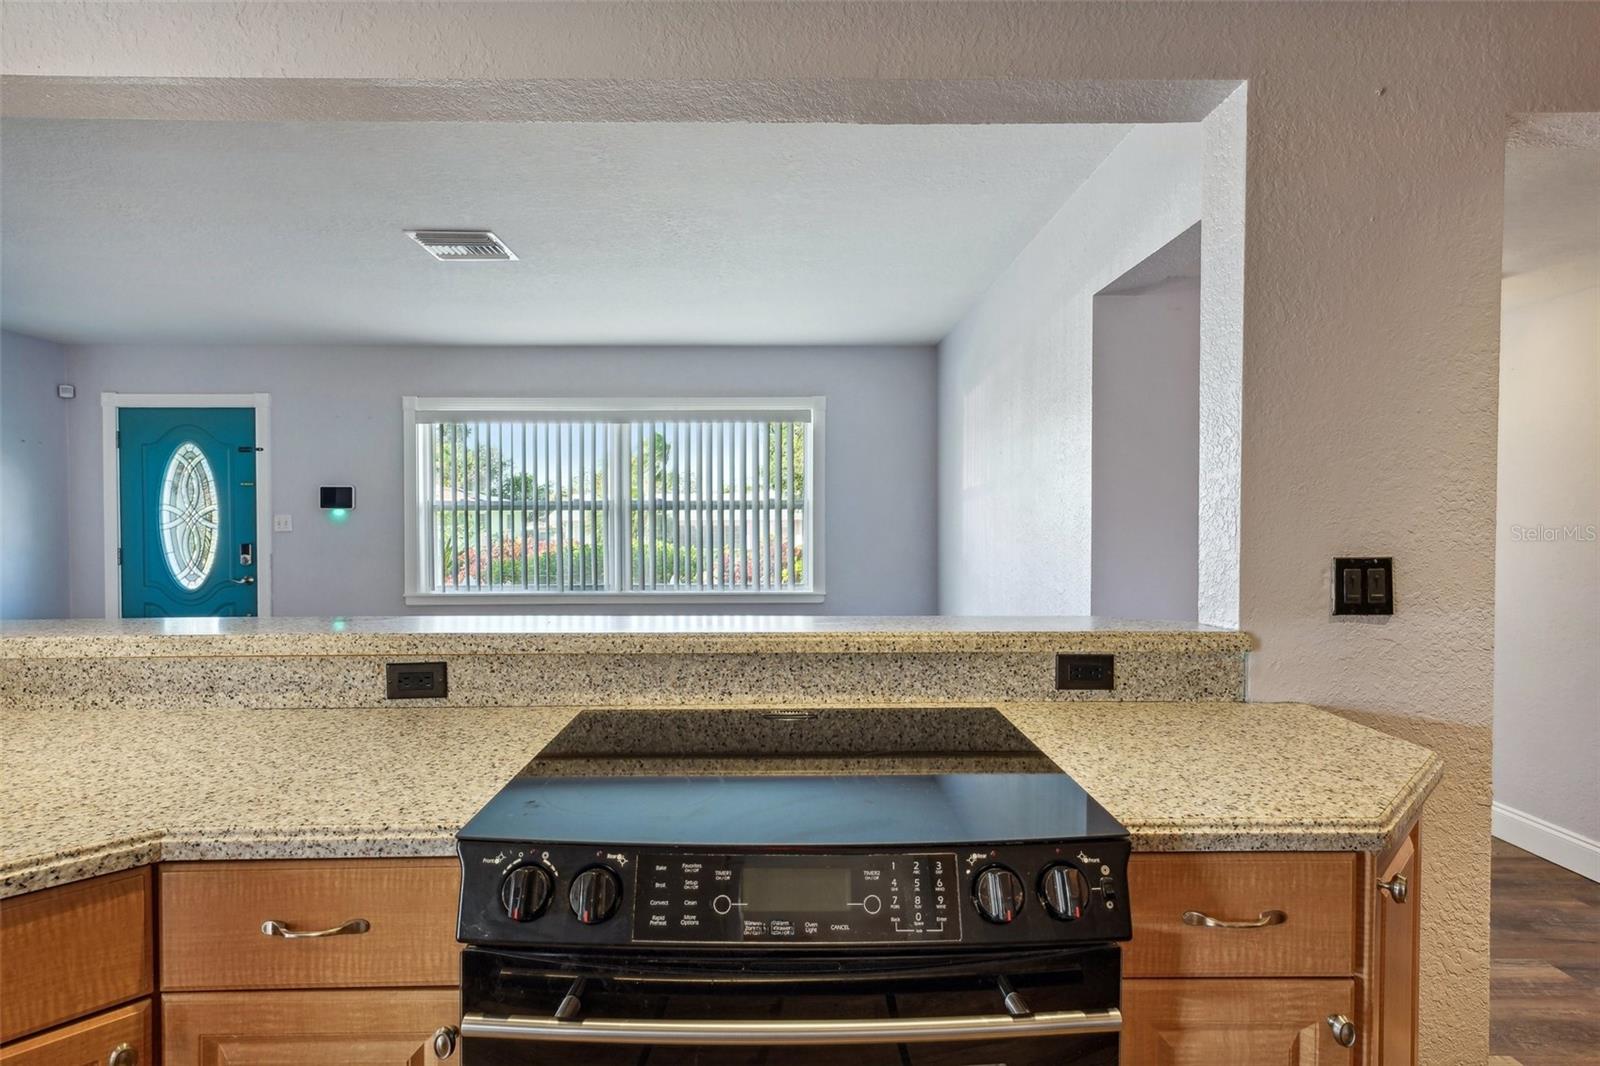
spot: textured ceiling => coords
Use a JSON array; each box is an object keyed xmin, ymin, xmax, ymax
[{"xmin": 0, "ymin": 118, "xmax": 1137, "ymax": 345}]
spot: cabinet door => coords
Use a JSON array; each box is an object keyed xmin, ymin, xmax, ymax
[
  {"xmin": 0, "ymin": 1001, "xmax": 152, "ymax": 1066},
  {"xmin": 162, "ymin": 989, "xmax": 458, "ymax": 1066},
  {"xmin": 1122, "ymin": 979, "xmax": 1357, "ymax": 1065},
  {"xmin": 0, "ymin": 867, "xmax": 154, "ymax": 1042},
  {"xmin": 1375, "ymin": 828, "xmax": 1419, "ymax": 1066}
]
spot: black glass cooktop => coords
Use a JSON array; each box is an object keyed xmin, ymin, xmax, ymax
[{"xmin": 459, "ymin": 707, "xmax": 1128, "ymax": 848}]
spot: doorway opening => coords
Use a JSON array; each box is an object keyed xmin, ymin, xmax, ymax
[{"xmin": 1090, "ymin": 223, "xmax": 1202, "ymax": 621}]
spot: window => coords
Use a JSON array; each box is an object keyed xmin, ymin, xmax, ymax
[{"xmin": 402, "ymin": 397, "xmax": 824, "ymax": 603}]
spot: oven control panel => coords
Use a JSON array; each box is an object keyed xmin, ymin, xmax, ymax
[
  {"xmin": 456, "ymin": 840, "xmax": 1132, "ymax": 949},
  {"xmin": 634, "ymin": 852, "xmax": 960, "ymax": 945}
]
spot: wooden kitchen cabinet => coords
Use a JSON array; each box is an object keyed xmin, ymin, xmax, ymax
[
  {"xmin": 1124, "ymin": 852, "xmax": 1359, "ymax": 977},
  {"xmin": 0, "ymin": 1001, "xmax": 153, "ymax": 1066},
  {"xmin": 0, "ymin": 867, "xmax": 154, "ymax": 1043},
  {"xmin": 159, "ymin": 858, "xmax": 460, "ymax": 990},
  {"xmin": 161, "ymin": 989, "xmax": 459, "ymax": 1066},
  {"xmin": 1, "ymin": 844, "xmax": 1420, "ymax": 1066},
  {"xmin": 1372, "ymin": 827, "xmax": 1421, "ymax": 1066},
  {"xmin": 1122, "ymin": 979, "xmax": 1358, "ymax": 1064}
]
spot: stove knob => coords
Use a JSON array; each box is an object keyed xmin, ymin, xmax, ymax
[
  {"xmin": 499, "ymin": 864, "xmax": 553, "ymax": 922},
  {"xmin": 973, "ymin": 865, "xmax": 1025, "ymax": 924},
  {"xmin": 1040, "ymin": 864, "xmax": 1090, "ymax": 921},
  {"xmin": 569, "ymin": 867, "xmax": 622, "ymax": 925}
]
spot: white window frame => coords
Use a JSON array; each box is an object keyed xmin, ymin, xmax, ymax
[
  {"xmin": 401, "ymin": 396, "xmax": 826, "ymax": 606},
  {"xmin": 100, "ymin": 392, "xmax": 274, "ymax": 619}
]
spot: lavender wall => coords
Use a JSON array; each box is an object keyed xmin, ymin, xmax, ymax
[
  {"xmin": 0, "ymin": 330, "xmax": 69, "ymax": 619},
  {"xmin": 59, "ymin": 344, "xmax": 938, "ymax": 617}
]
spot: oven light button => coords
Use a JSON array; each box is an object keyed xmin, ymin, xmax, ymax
[
  {"xmin": 499, "ymin": 864, "xmax": 553, "ymax": 923},
  {"xmin": 972, "ymin": 865, "xmax": 1025, "ymax": 924},
  {"xmin": 1040, "ymin": 864, "xmax": 1090, "ymax": 922},
  {"xmin": 569, "ymin": 867, "xmax": 623, "ymax": 925}
]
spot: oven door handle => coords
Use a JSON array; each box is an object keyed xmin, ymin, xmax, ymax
[{"xmin": 459, "ymin": 1007, "xmax": 1121, "ymax": 1046}]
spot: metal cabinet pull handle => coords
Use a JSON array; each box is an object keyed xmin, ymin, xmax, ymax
[
  {"xmin": 1326, "ymin": 1013, "xmax": 1357, "ymax": 1048},
  {"xmin": 431, "ymin": 1026, "xmax": 459, "ymax": 1059},
  {"xmin": 260, "ymin": 917, "xmax": 370, "ymax": 939},
  {"xmin": 1378, "ymin": 873, "xmax": 1409, "ymax": 903},
  {"xmin": 460, "ymin": 1007, "xmax": 1121, "ymax": 1046},
  {"xmin": 106, "ymin": 1043, "xmax": 137, "ymax": 1066},
  {"xmin": 1182, "ymin": 909, "xmax": 1287, "ymax": 929}
]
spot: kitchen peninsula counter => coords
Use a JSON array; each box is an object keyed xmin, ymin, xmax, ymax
[{"xmin": 0, "ymin": 700, "xmax": 1441, "ymax": 898}]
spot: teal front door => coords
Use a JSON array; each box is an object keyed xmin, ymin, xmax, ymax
[{"xmin": 118, "ymin": 407, "xmax": 259, "ymax": 617}]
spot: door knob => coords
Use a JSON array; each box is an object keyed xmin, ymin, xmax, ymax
[
  {"xmin": 431, "ymin": 1026, "xmax": 458, "ymax": 1059},
  {"xmin": 231, "ymin": 576, "xmax": 256, "ymax": 585},
  {"xmin": 1378, "ymin": 873, "xmax": 1408, "ymax": 903},
  {"xmin": 1326, "ymin": 1014, "xmax": 1357, "ymax": 1048},
  {"xmin": 106, "ymin": 1044, "xmax": 137, "ymax": 1066}
]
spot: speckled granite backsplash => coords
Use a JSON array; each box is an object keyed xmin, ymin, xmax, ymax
[{"xmin": 0, "ymin": 648, "xmax": 1244, "ymax": 710}]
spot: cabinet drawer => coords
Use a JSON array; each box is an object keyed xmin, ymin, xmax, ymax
[
  {"xmin": 0, "ymin": 1001, "xmax": 153, "ymax": 1066},
  {"xmin": 160, "ymin": 859, "xmax": 460, "ymax": 990},
  {"xmin": 0, "ymin": 867, "xmax": 154, "ymax": 1042},
  {"xmin": 1123, "ymin": 978, "xmax": 1358, "ymax": 1064},
  {"xmin": 1124, "ymin": 852, "xmax": 1358, "ymax": 977},
  {"xmin": 163, "ymin": 989, "xmax": 459, "ymax": 1066}
]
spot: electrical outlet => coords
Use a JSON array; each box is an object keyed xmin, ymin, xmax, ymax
[
  {"xmin": 386, "ymin": 661, "xmax": 448, "ymax": 699},
  {"xmin": 1332, "ymin": 557, "xmax": 1394, "ymax": 615},
  {"xmin": 1056, "ymin": 654, "xmax": 1115, "ymax": 691}
]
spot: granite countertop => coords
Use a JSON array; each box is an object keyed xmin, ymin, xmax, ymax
[
  {"xmin": 0, "ymin": 701, "xmax": 1440, "ymax": 899},
  {"xmin": 0, "ymin": 615, "xmax": 1253, "ymax": 658}
]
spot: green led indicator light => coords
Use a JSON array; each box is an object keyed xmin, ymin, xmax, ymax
[{"xmin": 328, "ymin": 508, "xmax": 350, "ymax": 523}]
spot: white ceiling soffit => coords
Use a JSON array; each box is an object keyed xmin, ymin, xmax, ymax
[
  {"xmin": 0, "ymin": 119, "xmax": 1147, "ymax": 346},
  {"xmin": 1503, "ymin": 113, "xmax": 1600, "ymax": 282}
]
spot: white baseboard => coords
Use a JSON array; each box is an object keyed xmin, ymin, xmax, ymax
[{"xmin": 1492, "ymin": 801, "xmax": 1600, "ymax": 882}]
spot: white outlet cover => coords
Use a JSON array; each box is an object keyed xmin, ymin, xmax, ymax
[{"xmin": 273, "ymin": 514, "xmax": 293, "ymax": 532}]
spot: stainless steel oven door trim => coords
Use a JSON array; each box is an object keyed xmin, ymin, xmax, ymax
[{"xmin": 460, "ymin": 1007, "xmax": 1121, "ymax": 1046}]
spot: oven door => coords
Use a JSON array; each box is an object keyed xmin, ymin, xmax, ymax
[{"xmin": 458, "ymin": 944, "xmax": 1120, "ymax": 1065}]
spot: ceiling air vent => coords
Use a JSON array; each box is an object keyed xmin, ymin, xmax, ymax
[{"xmin": 405, "ymin": 230, "xmax": 517, "ymax": 261}]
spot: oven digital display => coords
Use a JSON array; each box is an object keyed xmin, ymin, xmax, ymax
[
  {"xmin": 740, "ymin": 866, "xmax": 852, "ymax": 913},
  {"xmin": 632, "ymin": 852, "xmax": 962, "ymax": 945}
]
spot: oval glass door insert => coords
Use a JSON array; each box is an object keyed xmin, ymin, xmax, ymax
[{"xmin": 159, "ymin": 441, "xmax": 220, "ymax": 590}]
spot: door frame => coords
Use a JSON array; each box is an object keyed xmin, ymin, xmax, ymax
[{"xmin": 101, "ymin": 393, "xmax": 273, "ymax": 619}]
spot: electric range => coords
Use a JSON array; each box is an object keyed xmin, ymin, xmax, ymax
[{"xmin": 450, "ymin": 706, "xmax": 1131, "ymax": 1065}]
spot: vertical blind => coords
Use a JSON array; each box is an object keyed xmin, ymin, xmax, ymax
[{"xmin": 416, "ymin": 411, "xmax": 812, "ymax": 595}]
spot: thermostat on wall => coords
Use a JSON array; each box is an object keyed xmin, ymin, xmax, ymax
[{"xmin": 320, "ymin": 486, "xmax": 355, "ymax": 509}]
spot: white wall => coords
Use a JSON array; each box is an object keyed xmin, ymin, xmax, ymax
[
  {"xmin": 938, "ymin": 123, "xmax": 1204, "ymax": 614},
  {"xmin": 61, "ymin": 344, "xmax": 938, "ymax": 618},
  {"xmin": 1091, "ymin": 276, "xmax": 1201, "ymax": 621},
  {"xmin": 1493, "ymin": 270, "xmax": 1600, "ymax": 879},
  {"xmin": 0, "ymin": 330, "xmax": 69, "ymax": 619}
]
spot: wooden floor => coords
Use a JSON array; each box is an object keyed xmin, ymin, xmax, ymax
[{"xmin": 1490, "ymin": 839, "xmax": 1600, "ymax": 1066}]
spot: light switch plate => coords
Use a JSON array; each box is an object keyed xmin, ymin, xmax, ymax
[
  {"xmin": 273, "ymin": 514, "xmax": 293, "ymax": 532},
  {"xmin": 1332, "ymin": 557, "xmax": 1393, "ymax": 615}
]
